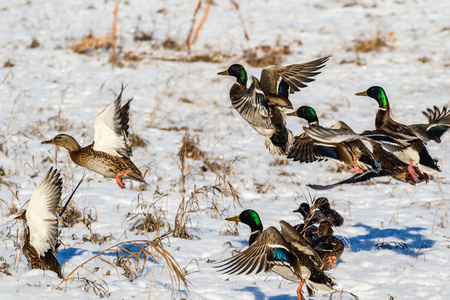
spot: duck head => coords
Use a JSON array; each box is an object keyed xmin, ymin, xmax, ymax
[
  {"xmin": 218, "ymin": 64, "xmax": 248, "ymax": 86},
  {"xmin": 293, "ymin": 203, "xmax": 311, "ymax": 219},
  {"xmin": 287, "ymin": 106, "xmax": 319, "ymax": 125},
  {"xmin": 313, "ymin": 197, "xmax": 331, "ymax": 211},
  {"xmin": 42, "ymin": 134, "xmax": 81, "ymax": 152},
  {"xmin": 356, "ymin": 86, "xmax": 390, "ymax": 110},
  {"xmin": 226, "ymin": 209, "xmax": 263, "ymax": 232}
]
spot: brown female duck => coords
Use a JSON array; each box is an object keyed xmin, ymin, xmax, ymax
[
  {"xmin": 42, "ymin": 86, "xmax": 146, "ymax": 189},
  {"xmin": 15, "ymin": 168, "xmax": 63, "ymax": 278},
  {"xmin": 311, "ymin": 221, "xmax": 344, "ymax": 270}
]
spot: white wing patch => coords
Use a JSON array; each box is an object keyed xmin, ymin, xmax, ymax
[
  {"xmin": 26, "ymin": 168, "xmax": 62, "ymax": 257},
  {"xmin": 93, "ymin": 94, "xmax": 132, "ymax": 158}
]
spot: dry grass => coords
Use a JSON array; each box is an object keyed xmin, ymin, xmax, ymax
[
  {"xmin": 57, "ymin": 238, "xmax": 189, "ymax": 298},
  {"xmin": 82, "ymin": 232, "xmax": 115, "ymax": 246},
  {"xmin": 128, "ymin": 132, "xmax": 147, "ymax": 149},
  {"xmin": 353, "ymin": 31, "xmax": 396, "ymax": 53},
  {"xmin": 173, "ymin": 132, "xmax": 243, "ymax": 236},
  {"xmin": 3, "ymin": 59, "xmax": 14, "ymax": 68},
  {"xmin": 243, "ymin": 41, "xmax": 294, "ymax": 67},
  {"xmin": 0, "ymin": 256, "xmax": 12, "ymax": 276},
  {"xmin": 179, "ymin": 134, "xmax": 205, "ymax": 160},
  {"xmin": 173, "ymin": 132, "xmax": 202, "ymax": 239},
  {"xmin": 72, "ymin": 33, "xmax": 111, "ymax": 54},
  {"xmin": 127, "ymin": 193, "xmax": 168, "ymax": 235},
  {"xmin": 59, "ymin": 204, "xmax": 83, "ymax": 227}
]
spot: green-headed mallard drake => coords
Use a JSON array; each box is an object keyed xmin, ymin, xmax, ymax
[
  {"xmin": 217, "ymin": 209, "xmax": 338, "ymax": 300},
  {"xmin": 42, "ymin": 86, "xmax": 147, "ymax": 189},
  {"xmin": 217, "ymin": 56, "xmax": 330, "ymax": 155},
  {"xmin": 15, "ymin": 167, "xmax": 63, "ymax": 278},
  {"xmin": 311, "ymin": 221, "xmax": 344, "ymax": 270},
  {"xmin": 312, "ymin": 197, "xmax": 344, "ymax": 227},
  {"xmin": 355, "ymin": 86, "xmax": 448, "ymax": 180},
  {"xmin": 287, "ymin": 106, "xmax": 379, "ymax": 173}
]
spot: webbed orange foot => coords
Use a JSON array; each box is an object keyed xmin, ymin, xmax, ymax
[
  {"xmin": 407, "ymin": 159, "xmax": 419, "ymax": 183},
  {"xmin": 116, "ymin": 170, "xmax": 127, "ymax": 189}
]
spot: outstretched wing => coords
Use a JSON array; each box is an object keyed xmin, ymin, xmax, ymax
[
  {"xmin": 287, "ymin": 132, "xmax": 338, "ymax": 163},
  {"xmin": 26, "ymin": 167, "xmax": 62, "ymax": 257},
  {"xmin": 231, "ymin": 76, "xmax": 270, "ymax": 129},
  {"xmin": 260, "ymin": 55, "xmax": 330, "ymax": 95},
  {"xmin": 411, "ymin": 106, "xmax": 450, "ymax": 143},
  {"xmin": 93, "ymin": 86, "xmax": 133, "ymax": 158},
  {"xmin": 215, "ymin": 227, "xmax": 296, "ymax": 276}
]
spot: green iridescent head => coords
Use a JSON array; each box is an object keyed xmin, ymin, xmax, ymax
[
  {"xmin": 226, "ymin": 209, "xmax": 263, "ymax": 232},
  {"xmin": 356, "ymin": 86, "xmax": 390, "ymax": 110},
  {"xmin": 287, "ymin": 106, "xmax": 319, "ymax": 124},
  {"xmin": 218, "ymin": 64, "xmax": 248, "ymax": 86}
]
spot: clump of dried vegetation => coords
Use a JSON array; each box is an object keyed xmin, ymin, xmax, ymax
[
  {"xmin": 127, "ymin": 193, "xmax": 168, "ymax": 235},
  {"xmin": 69, "ymin": 0, "xmax": 289, "ymax": 66},
  {"xmin": 353, "ymin": 31, "xmax": 396, "ymax": 53},
  {"xmin": 0, "ymin": 256, "xmax": 12, "ymax": 276},
  {"xmin": 173, "ymin": 132, "xmax": 242, "ymax": 239},
  {"xmin": 243, "ymin": 40, "xmax": 299, "ymax": 67},
  {"xmin": 58, "ymin": 237, "xmax": 189, "ymax": 298}
]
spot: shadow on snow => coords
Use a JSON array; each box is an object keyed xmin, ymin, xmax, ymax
[{"xmin": 345, "ymin": 223, "xmax": 434, "ymax": 256}]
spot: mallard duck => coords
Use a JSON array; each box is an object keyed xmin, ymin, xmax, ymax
[
  {"xmin": 355, "ymin": 86, "xmax": 448, "ymax": 180},
  {"xmin": 303, "ymin": 119, "xmax": 440, "ymax": 183},
  {"xmin": 292, "ymin": 203, "xmax": 321, "ymax": 244},
  {"xmin": 311, "ymin": 221, "xmax": 344, "ymax": 270},
  {"xmin": 15, "ymin": 167, "xmax": 63, "ymax": 278},
  {"xmin": 287, "ymin": 106, "xmax": 379, "ymax": 173},
  {"xmin": 312, "ymin": 197, "xmax": 344, "ymax": 227},
  {"xmin": 294, "ymin": 203, "xmax": 327, "ymax": 225},
  {"xmin": 218, "ymin": 209, "xmax": 338, "ymax": 300},
  {"xmin": 217, "ymin": 56, "xmax": 330, "ymax": 155},
  {"xmin": 42, "ymin": 86, "xmax": 147, "ymax": 189},
  {"xmin": 306, "ymin": 138, "xmax": 429, "ymax": 190}
]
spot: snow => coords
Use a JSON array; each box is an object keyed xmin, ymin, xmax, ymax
[{"xmin": 0, "ymin": 0, "xmax": 449, "ymax": 299}]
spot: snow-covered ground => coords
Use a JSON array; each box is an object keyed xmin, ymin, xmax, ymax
[{"xmin": 0, "ymin": 0, "xmax": 449, "ymax": 299}]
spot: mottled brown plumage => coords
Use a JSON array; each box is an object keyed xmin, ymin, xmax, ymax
[
  {"xmin": 311, "ymin": 222, "xmax": 344, "ymax": 271},
  {"xmin": 15, "ymin": 168, "xmax": 63, "ymax": 278},
  {"xmin": 42, "ymin": 86, "xmax": 146, "ymax": 189},
  {"xmin": 16, "ymin": 219, "xmax": 62, "ymax": 278}
]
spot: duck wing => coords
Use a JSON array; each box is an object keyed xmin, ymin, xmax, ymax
[
  {"xmin": 25, "ymin": 168, "xmax": 62, "ymax": 257},
  {"xmin": 260, "ymin": 56, "xmax": 330, "ymax": 95},
  {"xmin": 307, "ymin": 170, "xmax": 388, "ymax": 190},
  {"xmin": 93, "ymin": 86, "xmax": 133, "ymax": 158},
  {"xmin": 231, "ymin": 76, "xmax": 270, "ymax": 130},
  {"xmin": 287, "ymin": 132, "xmax": 338, "ymax": 163},
  {"xmin": 215, "ymin": 227, "xmax": 297, "ymax": 276},
  {"xmin": 410, "ymin": 106, "xmax": 450, "ymax": 143}
]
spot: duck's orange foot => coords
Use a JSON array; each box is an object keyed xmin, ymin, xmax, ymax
[
  {"xmin": 297, "ymin": 279, "xmax": 305, "ymax": 300},
  {"xmin": 352, "ymin": 156, "xmax": 364, "ymax": 173},
  {"xmin": 329, "ymin": 256, "xmax": 336, "ymax": 268},
  {"xmin": 116, "ymin": 170, "xmax": 127, "ymax": 189},
  {"xmin": 407, "ymin": 159, "xmax": 419, "ymax": 183}
]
